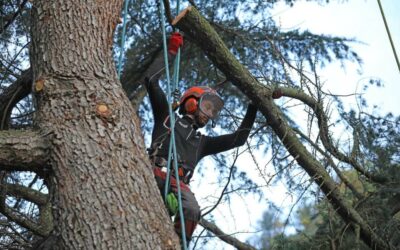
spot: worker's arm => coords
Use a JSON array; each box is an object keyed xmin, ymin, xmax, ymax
[
  {"xmin": 200, "ymin": 104, "xmax": 257, "ymax": 157},
  {"xmin": 144, "ymin": 32, "xmax": 183, "ymax": 127},
  {"xmin": 144, "ymin": 75, "xmax": 170, "ymax": 127}
]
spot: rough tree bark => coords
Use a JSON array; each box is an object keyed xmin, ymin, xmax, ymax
[
  {"xmin": 172, "ymin": 6, "xmax": 392, "ymax": 250},
  {"xmin": 0, "ymin": 130, "xmax": 49, "ymax": 172},
  {"xmin": 27, "ymin": 0, "xmax": 179, "ymax": 249}
]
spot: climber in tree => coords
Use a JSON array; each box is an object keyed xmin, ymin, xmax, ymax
[{"xmin": 143, "ymin": 32, "xmax": 258, "ymax": 245}]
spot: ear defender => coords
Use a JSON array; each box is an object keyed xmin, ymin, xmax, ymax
[{"xmin": 184, "ymin": 98, "xmax": 198, "ymax": 114}]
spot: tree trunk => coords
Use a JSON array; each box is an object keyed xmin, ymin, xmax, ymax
[{"xmin": 30, "ymin": 1, "xmax": 179, "ymax": 249}]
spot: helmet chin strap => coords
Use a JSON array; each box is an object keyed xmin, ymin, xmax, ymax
[
  {"xmin": 184, "ymin": 114, "xmax": 200, "ymax": 127},
  {"xmin": 185, "ymin": 114, "xmax": 195, "ymax": 121}
]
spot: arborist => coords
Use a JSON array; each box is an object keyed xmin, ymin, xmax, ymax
[{"xmin": 143, "ymin": 32, "xmax": 258, "ymax": 245}]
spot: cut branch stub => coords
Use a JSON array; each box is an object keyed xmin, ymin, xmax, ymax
[
  {"xmin": 96, "ymin": 103, "xmax": 109, "ymax": 115},
  {"xmin": 272, "ymin": 88, "xmax": 283, "ymax": 99},
  {"xmin": 35, "ymin": 78, "xmax": 45, "ymax": 92}
]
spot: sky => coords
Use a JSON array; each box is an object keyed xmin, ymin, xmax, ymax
[
  {"xmin": 271, "ymin": 0, "xmax": 400, "ymax": 115},
  {"xmin": 190, "ymin": 0, "xmax": 400, "ymax": 249}
]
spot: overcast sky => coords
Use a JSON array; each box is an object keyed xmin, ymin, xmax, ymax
[
  {"xmin": 271, "ymin": 0, "xmax": 400, "ymax": 115},
  {"xmin": 192, "ymin": 0, "xmax": 399, "ymax": 249}
]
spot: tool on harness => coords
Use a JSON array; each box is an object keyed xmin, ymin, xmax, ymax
[
  {"xmin": 150, "ymin": 155, "xmax": 193, "ymax": 184},
  {"xmin": 168, "ymin": 32, "xmax": 183, "ymax": 55},
  {"xmin": 172, "ymin": 89, "xmax": 181, "ymax": 111},
  {"xmin": 166, "ymin": 192, "xmax": 178, "ymax": 216}
]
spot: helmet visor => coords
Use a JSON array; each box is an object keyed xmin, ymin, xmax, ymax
[{"xmin": 199, "ymin": 93, "xmax": 224, "ymax": 119}]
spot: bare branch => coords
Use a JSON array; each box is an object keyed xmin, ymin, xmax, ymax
[
  {"xmin": 0, "ymin": 178, "xmax": 50, "ymax": 237},
  {"xmin": 0, "ymin": 0, "xmax": 29, "ymax": 35},
  {"xmin": 202, "ymin": 149, "xmax": 238, "ymax": 217},
  {"xmin": 4, "ymin": 183, "xmax": 48, "ymax": 206},
  {"xmin": 274, "ymin": 86, "xmax": 387, "ymax": 184},
  {"xmin": 199, "ymin": 218, "xmax": 256, "ymax": 250},
  {"xmin": 0, "ymin": 68, "xmax": 32, "ymax": 130},
  {"xmin": 162, "ymin": 0, "xmax": 173, "ymax": 24},
  {"xmin": 121, "ymin": 47, "xmax": 162, "ymax": 103},
  {"xmin": 293, "ymin": 127, "xmax": 364, "ymax": 200},
  {"xmin": 0, "ymin": 130, "xmax": 51, "ymax": 172},
  {"xmin": 0, "ymin": 201, "xmax": 50, "ymax": 237}
]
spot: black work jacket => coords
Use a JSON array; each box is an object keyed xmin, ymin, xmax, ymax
[{"xmin": 144, "ymin": 53, "xmax": 257, "ymax": 183}]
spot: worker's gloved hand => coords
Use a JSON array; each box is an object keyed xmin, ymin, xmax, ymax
[
  {"xmin": 166, "ymin": 192, "xmax": 178, "ymax": 216},
  {"xmin": 168, "ymin": 32, "xmax": 183, "ymax": 55}
]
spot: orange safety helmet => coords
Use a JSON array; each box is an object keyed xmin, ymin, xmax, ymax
[{"xmin": 179, "ymin": 86, "xmax": 224, "ymax": 119}]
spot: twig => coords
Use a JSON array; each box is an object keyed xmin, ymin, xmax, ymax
[
  {"xmin": 202, "ymin": 149, "xmax": 239, "ymax": 217},
  {"xmin": 0, "ymin": 0, "xmax": 29, "ymax": 35}
]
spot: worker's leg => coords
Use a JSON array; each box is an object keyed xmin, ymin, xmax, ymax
[
  {"xmin": 153, "ymin": 168, "xmax": 200, "ymax": 243},
  {"xmin": 153, "ymin": 168, "xmax": 167, "ymax": 192},
  {"xmin": 173, "ymin": 189, "xmax": 201, "ymax": 243}
]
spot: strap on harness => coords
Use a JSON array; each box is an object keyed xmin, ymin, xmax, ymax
[{"xmin": 150, "ymin": 155, "xmax": 193, "ymax": 184}]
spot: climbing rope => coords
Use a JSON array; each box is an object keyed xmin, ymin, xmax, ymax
[
  {"xmin": 164, "ymin": 1, "xmax": 182, "ymax": 200},
  {"xmin": 158, "ymin": 1, "xmax": 188, "ymax": 249},
  {"xmin": 376, "ymin": 0, "xmax": 400, "ymax": 72},
  {"xmin": 117, "ymin": 0, "xmax": 130, "ymax": 78}
]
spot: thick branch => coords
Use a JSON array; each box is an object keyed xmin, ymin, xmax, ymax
[
  {"xmin": 121, "ymin": 47, "xmax": 162, "ymax": 103},
  {"xmin": 173, "ymin": 7, "xmax": 392, "ymax": 250},
  {"xmin": 275, "ymin": 86, "xmax": 388, "ymax": 183},
  {"xmin": 199, "ymin": 218, "xmax": 256, "ymax": 250},
  {"xmin": 172, "ymin": 7, "xmax": 272, "ymax": 102},
  {"xmin": 0, "ymin": 182, "xmax": 51, "ymax": 237},
  {"xmin": 0, "ymin": 201, "xmax": 50, "ymax": 237},
  {"xmin": 0, "ymin": 130, "xmax": 51, "ymax": 172},
  {"xmin": 0, "ymin": 68, "xmax": 32, "ymax": 130},
  {"xmin": 4, "ymin": 183, "xmax": 48, "ymax": 206}
]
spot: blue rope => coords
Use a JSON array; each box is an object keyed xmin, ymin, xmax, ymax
[
  {"xmin": 164, "ymin": 0, "xmax": 182, "ymax": 198},
  {"xmin": 159, "ymin": 1, "xmax": 188, "ymax": 249},
  {"xmin": 173, "ymin": 0, "xmax": 181, "ymax": 90},
  {"xmin": 117, "ymin": 0, "xmax": 130, "ymax": 78}
]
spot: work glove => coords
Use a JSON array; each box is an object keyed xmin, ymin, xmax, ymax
[
  {"xmin": 168, "ymin": 32, "xmax": 183, "ymax": 55},
  {"xmin": 166, "ymin": 192, "xmax": 178, "ymax": 216}
]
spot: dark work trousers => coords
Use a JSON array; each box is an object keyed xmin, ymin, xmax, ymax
[{"xmin": 153, "ymin": 167, "xmax": 201, "ymax": 243}]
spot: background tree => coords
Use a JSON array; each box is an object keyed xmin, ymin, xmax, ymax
[
  {"xmin": 252, "ymin": 110, "xmax": 400, "ymax": 249},
  {"xmin": 0, "ymin": 0, "xmax": 398, "ymax": 249}
]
